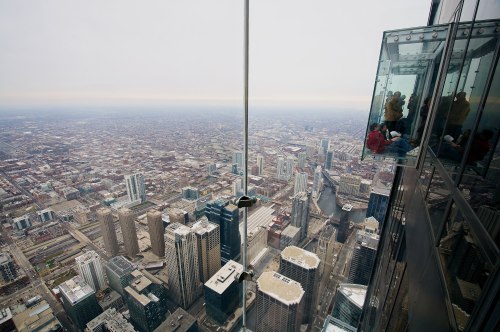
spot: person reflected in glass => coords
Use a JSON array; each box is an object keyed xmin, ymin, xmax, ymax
[
  {"xmin": 445, "ymin": 91, "xmax": 471, "ymax": 139},
  {"xmin": 407, "ymin": 93, "xmax": 418, "ymax": 133},
  {"xmin": 384, "ymin": 91, "xmax": 403, "ymax": 135},
  {"xmin": 367, "ymin": 123, "xmax": 412, "ymax": 157},
  {"xmin": 439, "ymin": 129, "xmax": 494, "ymax": 165},
  {"xmin": 417, "ymin": 96, "xmax": 431, "ymax": 144}
]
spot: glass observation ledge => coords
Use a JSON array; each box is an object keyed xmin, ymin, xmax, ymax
[{"xmin": 362, "ymin": 20, "xmax": 500, "ymax": 168}]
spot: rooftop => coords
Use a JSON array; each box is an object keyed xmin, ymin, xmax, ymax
[
  {"xmin": 0, "ymin": 253, "xmax": 12, "ymax": 264},
  {"xmin": 74, "ymin": 250, "xmax": 99, "ymax": 265},
  {"xmin": 281, "ymin": 246, "xmax": 320, "ymax": 269},
  {"xmin": 205, "ymin": 260, "xmax": 243, "ymax": 295},
  {"xmin": 154, "ymin": 308, "xmax": 196, "ymax": 332},
  {"xmin": 59, "ymin": 276, "xmax": 94, "ymax": 304},
  {"xmin": 342, "ymin": 204, "xmax": 353, "ymax": 212},
  {"xmin": 191, "ymin": 219, "xmax": 219, "ymax": 235},
  {"xmin": 86, "ymin": 308, "xmax": 136, "ymax": 331},
  {"xmin": 338, "ymin": 283, "xmax": 368, "ymax": 309},
  {"xmin": 129, "ymin": 270, "xmax": 153, "ymax": 293},
  {"xmin": 240, "ymin": 205, "xmax": 275, "ymax": 236},
  {"xmin": 166, "ymin": 222, "xmax": 191, "ymax": 235},
  {"xmin": 106, "ymin": 256, "xmax": 135, "ymax": 276},
  {"xmin": 12, "ymin": 300, "xmax": 61, "ymax": 332},
  {"xmin": 256, "ymin": 271, "xmax": 304, "ymax": 305}
]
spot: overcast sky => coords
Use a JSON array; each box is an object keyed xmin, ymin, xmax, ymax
[{"xmin": 0, "ymin": 1, "xmax": 430, "ymax": 110}]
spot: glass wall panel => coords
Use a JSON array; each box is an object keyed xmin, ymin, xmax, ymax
[
  {"xmin": 426, "ymin": 166, "xmax": 451, "ymax": 237},
  {"xmin": 476, "ymin": 0, "xmax": 500, "ymax": 20},
  {"xmin": 437, "ymin": 202, "xmax": 495, "ymax": 331},
  {"xmin": 419, "ymin": 149, "xmax": 435, "ymax": 196}
]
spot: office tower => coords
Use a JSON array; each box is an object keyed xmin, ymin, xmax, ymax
[
  {"xmin": 125, "ymin": 173, "xmax": 146, "ymax": 203},
  {"xmin": 312, "ymin": 165, "xmax": 322, "ymax": 196},
  {"xmin": 338, "ymin": 174, "xmax": 362, "ymax": 196},
  {"xmin": 231, "ymin": 163, "xmax": 239, "ymax": 175},
  {"xmin": 12, "ymin": 215, "xmax": 31, "ymax": 230},
  {"xmin": 182, "ymin": 186, "xmax": 199, "ymax": 200},
  {"xmin": 125, "ymin": 270, "xmax": 168, "ymax": 332},
  {"xmin": 38, "ymin": 208, "xmax": 54, "ymax": 222},
  {"xmin": 191, "ymin": 219, "xmax": 221, "ymax": 283},
  {"xmin": 256, "ymin": 271, "xmax": 304, "ymax": 332},
  {"xmin": 251, "ymin": 164, "xmax": 260, "ymax": 175},
  {"xmin": 358, "ymin": 3, "xmax": 500, "ymax": 331},
  {"xmin": 97, "ymin": 208, "xmax": 119, "ymax": 257},
  {"xmin": 291, "ymin": 191, "xmax": 311, "ymax": 241},
  {"xmin": 286, "ymin": 156, "xmax": 294, "ymax": 176},
  {"xmin": 204, "ymin": 260, "xmax": 243, "ymax": 324},
  {"xmin": 207, "ymin": 163, "xmax": 217, "ymax": 175},
  {"xmin": 165, "ymin": 223, "xmax": 202, "ymax": 309},
  {"xmin": 168, "ymin": 208, "xmax": 189, "ymax": 224},
  {"xmin": 104, "ymin": 256, "xmax": 135, "ymax": 296},
  {"xmin": 155, "ymin": 308, "xmax": 198, "ymax": 332},
  {"xmin": 232, "ymin": 178, "xmax": 243, "ymax": 197},
  {"xmin": 247, "ymin": 226, "xmax": 268, "ymax": 264},
  {"xmin": 337, "ymin": 204, "xmax": 351, "ymax": 243},
  {"xmin": 277, "ymin": 157, "xmax": 289, "ymax": 181},
  {"xmin": 59, "ymin": 276, "xmax": 102, "ymax": 331},
  {"xmin": 233, "ymin": 151, "xmax": 243, "ymax": 171},
  {"xmin": 257, "ymin": 155, "xmax": 264, "ymax": 175},
  {"xmin": 119, "ymin": 208, "xmax": 139, "ymax": 258},
  {"xmin": 147, "ymin": 210, "xmax": 165, "ymax": 257},
  {"xmin": 75, "ymin": 251, "xmax": 106, "ymax": 292},
  {"xmin": 0, "ymin": 253, "xmax": 17, "ymax": 282},
  {"xmin": 86, "ymin": 308, "xmax": 135, "ymax": 332},
  {"xmin": 316, "ymin": 225, "xmax": 337, "ymax": 277},
  {"xmin": 348, "ymin": 228, "xmax": 379, "ymax": 285},
  {"xmin": 293, "ymin": 172, "xmax": 308, "ymax": 195},
  {"xmin": 297, "ymin": 152, "xmax": 307, "ymax": 169},
  {"xmin": 279, "ymin": 246, "xmax": 320, "ymax": 324},
  {"xmin": 325, "ymin": 150, "xmax": 334, "ymax": 170},
  {"xmin": 331, "ymin": 284, "xmax": 367, "ymax": 329},
  {"xmin": 366, "ymin": 188, "xmax": 390, "ymax": 226},
  {"xmin": 205, "ymin": 199, "xmax": 241, "ymax": 264},
  {"xmin": 321, "ymin": 138, "xmax": 330, "ymax": 156}
]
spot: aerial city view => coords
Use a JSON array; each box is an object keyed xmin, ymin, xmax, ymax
[{"xmin": 1, "ymin": 1, "xmax": 499, "ymax": 332}]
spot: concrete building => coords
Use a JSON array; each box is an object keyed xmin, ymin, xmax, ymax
[
  {"xmin": 366, "ymin": 187, "xmax": 390, "ymax": 227},
  {"xmin": 119, "ymin": 208, "xmax": 140, "ymax": 258},
  {"xmin": 293, "ymin": 172, "xmax": 308, "ymax": 195},
  {"xmin": 147, "ymin": 210, "xmax": 165, "ymax": 257},
  {"xmin": 75, "ymin": 251, "xmax": 106, "ymax": 291},
  {"xmin": 257, "ymin": 155, "xmax": 264, "ymax": 175},
  {"xmin": 38, "ymin": 208, "xmax": 54, "ymax": 222},
  {"xmin": 247, "ymin": 226, "xmax": 268, "ymax": 265},
  {"xmin": 59, "ymin": 276, "xmax": 102, "ymax": 331},
  {"xmin": 12, "ymin": 215, "xmax": 31, "ymax": 230},
  {"xmin": 321, "ymin": 138, "xmax": 330, "ymax": 156},
  {"xmin": 125, "ymin": 173, "xmax": 146, "ymax": 204},
  {"xmin": 337, "ymin": 204, "xmax": 351, "ymax": 244},
  {"xmin": 85, "ymin": 308, "xmax": 135, "ymax": 332},
  {"xmin": 316, "ymin": 225, "xmax": 337, "ymax": 277},
  {"xmin": 290, "ymin": 191, "xmax": 311, "ymax": 241},
  {"xmin": 204, "ymin": 260, "xmax": 243, "ymax": 324},
  {"xmin": 338, "ymin": 174, "xmax": 362, "ymax": 196},
  {"xmin": 233, "ymin": 151, "xmax": 243, "ymax": 171},
  {"xmin": 104, "ymin": 256, "xmax": 135, "ymax": 296},
  {"xmin": 312, "ymin": 165, "xmax": 322, "ymax": 197},
  {"xmin": 256, "ymin": 271, "xmax": 304, "ymax": 332},
  {"xmin": 154, "ymin": 308, "xmax": 198, "ymax": 332},
  {"xmin": 297, "ymin": 152, "xmax": 306, "ymax": 169},
  {"xmin": 325, "ymin": 150, "xmax": 334, "ymax": 170},
  {"xmin": 13, "ymin": 300, "xmax": 62, "ymax": 332},
  {"xmin": 348, "ymin": 228, "xmax": 380, "ymax": 286},
  {"xmin": 165, "ymin": 223, "xmax": 202, "ymax": 309},
  {"xmin": 191, "ymin": 219, "xmax": 221, "ymax": 283},
  {"xmin": 97, "ymin": 208, "xmax": 119, "ymax": 257},
  {"xmin": 168, "ymin": 208, "xmax": 189, "ymax": 225},
  {"xmin": 279, "ymin": 246, "xmax": 320, "ymax": 324},
  {"xmin": 0, "ymin": 253, "xmax": 17, "ymax": 282},
  {"xmin": 182, "ymin": 186, "xmax": 199, "ymax": 201},
  {"xmin": 280, "ymin": 225, "xmax": 301, "ymax": 249},
  {"xmin": 331, "ymin": 284, "xmax": 367, "ymax": 329},
  {"xmin": 0, "ymin": 308, "xmax": 15, "ymax": 332}
]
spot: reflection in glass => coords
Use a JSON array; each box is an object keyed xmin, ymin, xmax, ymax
[{"xmin": 426, "ymin": 167, "xmax": 450, "ymax": 236}]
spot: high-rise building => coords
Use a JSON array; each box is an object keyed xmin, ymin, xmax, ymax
[
  {"xmin": 232, "ymin": 178, "xmax": 243, "ymax": 197},
  {"xmin": 207, "ymin": 163, "xmax": 217, "ymax": 175},
  {"xmin": 0, "ymin": 253, "xmax": 17, "ymax": 282},
  {"xmin": 204, "ymin": 260, "xmax": 243, "ymax": 324},
  {"xmin": 348, "ymin": 228, "xmax": 379, "ymax": 286},
  {"xmin": 321, "ymin": 138, "xmax": 330, "ymax": 156},
  {"xmin": 359, "ymin": 3, "xmax": 500, "ymax": 331},
  {"xmin": 104, "ymin": 256, "xmax": 135, "ymax": 296},
  {"xmin": 59, "ymin": 276, "xmax": 102, "ymax": 331},
  {"xmin": 279, "ymin": 246, "xmax": 320, "ymax": 324},
  {"xmin": 257, "ymin": 155, "xmax": 264, "ymax": 175},
  {"xmin": 312, "ymin": 165, "xmax": 322, "ymax": 197},
  {"xmin": 297, "ymin": 152, "xmax": 307, "ymax": 169},
  {"xmin": 290, "ymin": 191, "xmax": 311, "ymax": 241},
  {"xmin": 168, "ymin": 208, "xmax": 189, "ymax": 224},
  {"xmin": 293, "ymin": 172, "xmax": 308, "ymax": 195},
  {"xmin": 75, "ymin": 251, "xmax": 106, "ymax": 292},
  {"xmin": 119, "ymin": 208, "xmax": 139, "ymax": 258},
  {"xmin": 182, "ymin": 186, "xmax": 199, "ymax": 201},
  {"xmin": 338, "ymin": 174, "xmax": 362, "ymax": 196},
  {"xmin": 205, "ymin": 199, "xmax": 241, "ymax": 264},
  {"xmin": 256, "ymin": 271, "xmax": 304, "ymax": 332},
  {"xmin": 191, "ymin": 219, "xmax": 221, "ymax": 283},
  {"xmin": 286, "ymin": 156, "xmax": 294, "ymax": 177},
  {"xmin": 231, "ymin": 163, "xmax": 239, "ymax": 175},
  {"xmin": 366, "ymin": 188, "xmax": 390, "ymax": 226},
  {"xmin": 325, "ymin": 150, "xmax": 334, "ymax": 170},
  {"xmin": 125, "ymin": 173, "xmax": 146, "ymax": 204},
  {"xmin": 147, "ymin": 210, "xmax": 165, "ymax": 257},
  {"xmin": 86, "ymin": 308, "xmax": 135, "ymax": 332},
  {"xmin": 316, "ymin": 225, "xmax": 337, "ymax": 277},
  {"xmin": 97, "ymin": 208, "xmax": 119, "ymax": 257},
  {"xmin": 233, "ymin": 151, "xmax": 243, "ymax": 171},
  {"xmin": 337, "ymin": 204, "xmax": 351, "ymax": 243},
  {"xmin": 331, "ymin": 284, "xmax": 367, "ymax": 329},
  {"xmin": 165, "ymin": 223, "xmax": 202, "ymax": 309},
  {"xmin": 277, "ymin": 157, "xmax": 290, "ymax": 181},
  {"xmin": 125, "ymin": 270, "xmax": 168, "ymax": 332}
]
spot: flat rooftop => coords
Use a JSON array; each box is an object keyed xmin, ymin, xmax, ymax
[
  {"xmin": 191, "ymin": 219, "xmax": 218, "ymax": 235},
  {"xmin": 281, "ymin": 246, "xmax": 320, "ymax": 269},
  {"xmin": 240, "ymin": 205, "xmax": 275, "ymax": 236},
  {"xmin": 205, "ymin": 260, "xmax": 243, "ymax": 295},
  {"xmin": 256, "ymin": 271, "xmax": 304, "ymax": 305},
  {"xmin": 338, "ymin": 283, "xmax": 367, "ymax": 309},
  {"xmin": 154, "ymin": 308, "xmax": 196, "ymax": 332},
  {"xmin": 106, "ymin": 256, "xmax": 135, "ymax": 276},
  {"xmin": 166, "ymin": 222, "xmax": 191, "ymax": 235},
  {"xmin": 59, "ymin": 276, "xmax": 94, "ymax": 304},
  {"xmin": 75, "ymin": 250, "xmax": 99, "ymax": 265}
]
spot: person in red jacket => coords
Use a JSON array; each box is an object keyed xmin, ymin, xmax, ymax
[{"xmin": 367, "ymin": 123, "xmax": 412, "ymax": 156}]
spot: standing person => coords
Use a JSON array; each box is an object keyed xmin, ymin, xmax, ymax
[
  {"xmin": 417, "ymin": 97, "xmax": 431, "ymax": 144},
  {"xmin": 446, "ymin": 91, "xmax": 471, "ymax": 139},
  {"xmin": 407, "ymin": 93, "xmax": 418, "ymax": 133},
  {"xmin": 384, "ymin": 91, "xmax": 403, "ymax": 134}
]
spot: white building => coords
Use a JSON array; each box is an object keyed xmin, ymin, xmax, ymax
[
  {"xmin": 294, "ymin": 172, "xmax": 308, "ymax": 195},
  {"xmin": 125, "ymin": 173, "xmax": 146, "ymax": 204},
  {"xmin": 75, "ymin": 251, "xmax": 106, "ymax": 291}
]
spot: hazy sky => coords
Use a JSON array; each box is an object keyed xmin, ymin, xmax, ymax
[{"xmin": 0, "ymin": 1, "xmax": 429, "ymax": 110}]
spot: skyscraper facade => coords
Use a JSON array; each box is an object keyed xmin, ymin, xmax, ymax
[
  {"xmin": 104, "ymin": 255, "xmax": 135, "ymax": 296},
  {"xmin": 316, "ymin": 225, "xmax": 337, "ymax": 277},
  {"xmin": 118, "ymin": 208, "xmax": 139, "ymax": 258},
  {"xmin": 290, "ymin": 191, "xmax": 311, "ymax": 241},
  {"xmin": 321, "ymin": 138, "xmax": 330, "ymax": 156},
  {"xmin": 256, "ymin": 271, "xmax": 305, "ymax": 332},
  {"xmin": 191, "ymin": 219, "xmax": 221, "ymax": 283},
  {"xmin": 348, "ymin": 229, "xmax": 379, "ymax": 286},
  {"xmin": 257, "ymin": 155, "xmax": 264, "ymax": 175},
  {"xmin": 337, "ymin": 204, "xmax": 351, "ymax": 243},
  {"xmin": 297, "ymin": 151, "xmax": 307, "ymax": 169},
  {"xmin": 232, "ymin": 151, "xmax": 243, "ymax": 170},
  {"xmin": 147, "ymin": 210, "xmax": 165, "ymax": 257},
  {"xmin": 312, "ymin": 165, "xmax": 322, "ymax": 197},
  {"xmin": 325, "ymin": 150, "xmax": 334, "ymax": 170},
  {"xmin": 279, "ymin": 246, "xmax": 320, "ymax": 324},
  {"xmin": 125, "ymin": 173, "xmax": 146, "ymax": 203},
  {"xmin": 165, "ymin": 223, "xmax": 202, "ymax": 309},
  {"xmin": 332, "ymin": 284, "xmax": 367, "ymax": 329},
  {"xmin": 293, "ymin": 172, "xmax": 308, "ymax": 195},
  {"xmin": 0, "ymin": 254, "xmax": 17, "ymax": 282},
  {"xmin": 366, "ymin": 188, "xmax": 390, "ymax": 226},
  {"xmin": 205, "ymin": 199, "xmax": 241, "ymax": 264},
  {"xmin": 75, "ymin": 251, "xmax": 106, "ymax": 292},
  {"xmin": 97, "ymin": 207, "xmax": 119, "ymax": 257},
  {"xmin": 277, "ymin": 157, "xmax": 290, "ymax": 181}
]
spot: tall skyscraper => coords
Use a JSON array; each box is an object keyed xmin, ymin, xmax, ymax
[
  {"xmin": 325, "ymin": 150, "xmax": 334, "ymax": 170},
  {"xmin": 181, "ymin": 186, "xmax": 199, "ymax": 200},
  {"xmin": 204, "ymin": 260, "xmax": 243, "ymax": 324},
  {"xmin": 291, "ymin": 191, "xmax": 311, "ymax": 241},
  {"xmin": 337, "ymin": 204, "xmax": 351, "ymax": 243},
  {"xmin": 59, "ymin": 276, "xmax": 102, "ymax": 331},
  {"xmin": 331, "ymin": 284, "xmax": 367, "ymax": 329},
  {"xmin": 348, "ymin": 228, "xmax": 379, "ymax": 286},
  {"xmin": 104, "ymin": 256, "xmax": 135, "ymax": 296},
  {"xmin": 191, "ymin": 219, "xmax": 221, "ymax": 283},
  {"xmin": 147, "ymin": 210, "xmax": 165, "ymax": 257},
  {"xmin": 257, "ymin": 155, "xmax": 264, "ymax": 175},
  {"xmin": 316, "ymin": 225, "xmax": 337, "ymax": 277},
  {"xmin": 233, "ymin": 151, "xmax": 243, "ymax": 170},
  {"xmin": 312, "ymin": 165, "xmax": 322, "ymax": 197},
  {"xmin": 97, "ymin": 208, "xmax": 119, "ymax": 257},
  {"xmin": 0, "ymin": 253, "xmax": 17, "ymax": 282},
  {"xmin": 279, "ymin": 246, "xmax": 320, "ymax": 324},
  {"xmin": 294, "ymin": 172, "xmax": 308, "ymax": 195},
  {"xmin": 286, "ymin": 156, "xmax": 294, "ymax": 177},
  {"xmin": 232, "ymin": 178, "xmax": 243, "ymax": 197},
  {"xmin": 205, "ymin": 199, "xmax": 241, "ymax": 264},
  {"xmin": 118, "ymin": 208, "xmax": 140, "ymax": 258},
  {"xmin": 297, "ymin": 152, "xmax": 307, "ymax": 169},
  {"xmin": 366, "ymin": 188, "xmax": 390, "ymax": 226},
  {"xmin": 125, "ymin": 270, "xmax": 168, "ymax": 332},
  {"xmin": 125, "ymin": 173, "xmax": 146, "ymax": 203},
  {"xmin": 321, "ymin": 138, "xmax": 330, "ymax": 156},
  {"xmin": 75, "ymin": 251, "xmax": 106, "ymax": 292},
  {"xmin": 165, "ymin": 223, "xmax": 202, "ymax": 309},
  {"xmin": 277, "ymin": 157, "xmax": 288, "ymax": 181},
  {"xmin": 338, "ymin": 174, "xmax": 362, "ymax": 196},
  {"xmin": 256, "ymin": 271, "xmax": 304, "ymax": 332}
]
